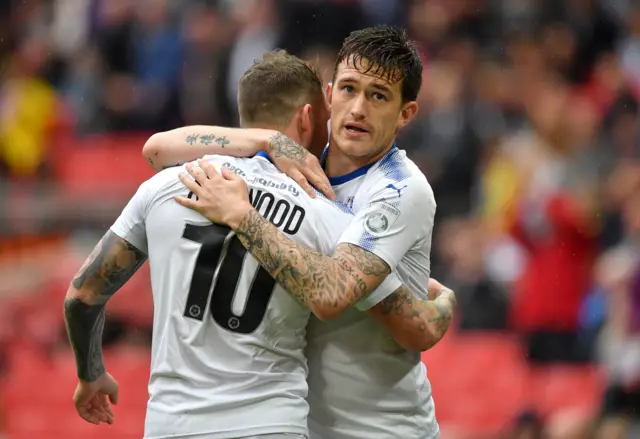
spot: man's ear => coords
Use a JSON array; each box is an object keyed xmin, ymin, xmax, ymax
[
  {"xmin": 396, "ymin": 101, "xmax": 418, "ymax": 131},
  {"xmin": 297, "ymin": 104, "xmax": 313, "ymax": 148},
  {"xmin": 325, "ymin": 83, "xmax": 333, "ymax": 111}
]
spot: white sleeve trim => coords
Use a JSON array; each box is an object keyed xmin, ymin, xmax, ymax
[{"xmin": 355, "ymin": 271, "xmax": 403, "ymax": 311}]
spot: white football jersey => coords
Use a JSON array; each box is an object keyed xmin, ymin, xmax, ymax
[
  {"xmin": 306, "ymin": 145, "xmax": 439, "ymax": 439},
  {"xmin": 110, "ymin": 154, "xmax": 402, "ymax": 439}
]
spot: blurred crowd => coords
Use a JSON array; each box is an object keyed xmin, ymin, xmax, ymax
[{"xmin": 1, "ymin": 0, "xmax": 640, "ymax": 438}]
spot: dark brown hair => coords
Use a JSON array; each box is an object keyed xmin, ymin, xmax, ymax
[
  {"xmin": 334, "ymin": 25, "xmax": 423, "ymax": 102},
  {"xmin": 238, "ymin": 50, "xmax": 324, "ymax": 128}
]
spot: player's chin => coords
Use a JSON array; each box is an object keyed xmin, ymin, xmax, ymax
[{"xmin": 337, "ymin": 134, "xmax": 376, "ymax": 157}]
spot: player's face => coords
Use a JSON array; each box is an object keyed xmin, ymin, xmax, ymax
[{"xmin": 327, "ymin": 58, "xmax": 418, "ymax": 163}]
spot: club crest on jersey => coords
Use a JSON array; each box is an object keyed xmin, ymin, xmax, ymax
[
  {"xmin": 362, "ymin": 201, "xmax": 400, "ymax": 237},
  {"xmin": 365, "ymin": 212, "xmax": 389, "ymax": 234}
]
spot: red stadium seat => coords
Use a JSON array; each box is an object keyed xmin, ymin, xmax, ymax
[
  {"xmin": 105, "ymin": 263, "xmax": 154, "ymax": 327},
  {"xmin": 423, "ymin": 333, "xmax": 527, "ymax": 437},
  {"xmin": 533, "ymin": 364, "xmax": 604, "ymax": 417},
  {"xmin": 53, "ymin": 135, "xmax": 155, "ymax": 198},
  {"xmin": 2, "ymin": 344, "xmax": 149, "ymax": 438}
]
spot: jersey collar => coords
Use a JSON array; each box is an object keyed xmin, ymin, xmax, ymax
[
  {"xmin": 322, "ymin": 142, "xmax": 398, "ymax": 186},
  {"xmin": 254, "ymin": 150, "xmax": 271, "ymax": 161},
  {"xmin": 256, "ymin": 142, "xmax": 399, "ymax": 186}
]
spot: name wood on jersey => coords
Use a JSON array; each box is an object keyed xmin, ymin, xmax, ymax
[{"xmin": 248, "ymin": 188, "xmax": 305, "ymax": 236}]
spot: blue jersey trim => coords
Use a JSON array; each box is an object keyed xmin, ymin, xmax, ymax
[
  {"xmin": 255, "ymin": 149, "xmax": 354, "ymax": 214},
  {"xmin": 254, "ymin": 151, "xmax": 271, "ymax": 162},
  {"xmin": 327, "ymin": 161, "xmax": 376, "ymax": 186},
  {"xmin": 324, "ymin": 143, "xmax": 398, "ymax": 186}
]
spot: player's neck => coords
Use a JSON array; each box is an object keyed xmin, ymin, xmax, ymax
[{"xmin": 324, "ymin": 140, "xmax": 394, "ymax": 178}]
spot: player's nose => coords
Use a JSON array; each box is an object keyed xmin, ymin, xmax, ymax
[{"xmin": 349, "ymin": 93, "xmax": 367, "ymax": 120}]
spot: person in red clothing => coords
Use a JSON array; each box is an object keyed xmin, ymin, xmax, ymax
[
  {"xmin": 503, "ymin": 76, "xmax": 600, "ymax": 364},
  {"xmin": 501, "ymin": 80, "xmax": 601, "ymax": 437},
  {"xmin": 510, "ymin": 189, "xmax": 597, "ymax": 363}
]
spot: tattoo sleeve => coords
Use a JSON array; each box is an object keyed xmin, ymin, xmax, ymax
[
  {"xmin": 234, "ymin": 208, "xmax": 391, "ymax": 319},
  {"xmin": 63, "ymin": 231, "xmax": 147, "ymax": 381},
  {"xmin": 370, "ymin": 286, "xmax": 457, "ymax": 351}
]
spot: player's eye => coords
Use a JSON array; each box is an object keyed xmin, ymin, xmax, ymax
[
  {"xmin": 373, "ymin": 92, "xmax": 387, "ymax": 101},
  {"xmin": 342, "ymin": 85, "xmax": 354, "ymax": 93}
]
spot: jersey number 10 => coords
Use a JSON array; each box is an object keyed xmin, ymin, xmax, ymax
[{"xmin": 181, "ymin": 223, "xmax": 277, "ymax": 334}]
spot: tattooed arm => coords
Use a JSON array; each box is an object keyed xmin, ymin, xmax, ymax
[
  {"xmin": 142, "ymin": 126, "xmax": 278, "ymax": 171},
  {"xmin": 368, "ymin": 285, "xmax": 456, "ymax": 352},
  {"xmin": 64, "ymin": 231, "xmax": 147, "ymax": 381},
  {"xmin": 143, "ymin": 128, "xmax": 333, "ymax": 199},
  {"xmin": 232, "ymin": 209, "xmax": 391, "ymax": 320},
  {"xmin": 236, "ymin": 206, "xmax": 455, "ymax": 347}
]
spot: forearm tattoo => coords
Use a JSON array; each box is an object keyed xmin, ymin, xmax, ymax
[
  {"xmin": 379, "ymin": 286, "xmax": 456, "ymax": 347},
  {"xmin": 266, "ymin": 132, "xmax": 308, "ymax": 162},
  {"xmin": 234, "ymin": 209, "xmax": 384, "ymax": 311},
  {"xmin": 185, "ymin": 133, "xmax": 230, "ymax": 148},
  {"xmin": 64, "ymin": 231, "xmax": 147, "ymax": 381}
]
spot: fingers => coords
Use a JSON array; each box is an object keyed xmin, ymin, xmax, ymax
[
  {"xmin": 178, "ymin": 172, "xmax": 201, "ymax": 195},
  {"xmin": 78, "ymin": 404, "xmax": 111, "ymax": 425},
  {"xmin": 304, "ymin": 156, "xmax": 335, "ymax": 200},
  {"xmin": 99, "ymin": 393, "xmax": 114, "ymax": 416},
  {"xmin": 97, "ymin": 394, "xmax": 114, "ymax": 424},
  {"xmin": 427, "ymin": 278, "xmax": 444, "ymax": 292},
  {"xmin": 91, "ymin": 399, "xmax": 112, "ymax": 424},
  {"xmin": 427, "ymin": 278, "xmax": 450, "ymax": 300},
  {"xmin": 78, "ymin": 407, "xmax": 101, "ymax": 425},
  {"xmin": 174, "ymin": 195, "xmax": 200, "ymax": 211},
  {"xmin": 220, "ymin": 167, "xmax": 240, "ymax": 181},
  {"xmin": 109, "ymin": 388, "xmax": 119, "ymax": 405},
  {"xmin": 301, "ymin": 167, "xmax": 335, "ymax": 200},
  {"xmin": 197, "ymin": 159, "xmax": 221, "ymax": 180},
  {"xmin": 291, "ymin": 170, "xmax": 317, "ymax": 199},
  {"xmin": 185, "ymin": 162, "xmax": 209, "ymax": 186},
  {"xmin": 77, "ymin": 397, "xmax": 104, "ymax": 425}
]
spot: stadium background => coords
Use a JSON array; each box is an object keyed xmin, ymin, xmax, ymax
[{"xmin": 0, "ymin": 0, "xmax": 639, "ymax": 438}]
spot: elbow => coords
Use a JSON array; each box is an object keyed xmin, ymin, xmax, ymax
[
  {"xmin": 394, "ymin": 328, "xmax": 447, "ymax": 352},
  {"xmin": 397, "ymin": 335, "xmax": 439, "ymax": 352},
  {"xmin": 142, "ymin": 133, "xmax": 164, "ymax": 171},
  {"xmin": 311, "ymin": 302, "xmax": 350, "ymax": 321}
]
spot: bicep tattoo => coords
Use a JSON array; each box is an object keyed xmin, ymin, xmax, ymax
[
  {"xmin": 70, "ymin": 230, "xmax": 147, "ymax": 304},
  {"xmin": 340, "ymin": 243, "xmax": 390, "ymax": 277}
]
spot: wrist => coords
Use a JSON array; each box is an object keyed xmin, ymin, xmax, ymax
[
  {"xmin": 226, "ymin": 201, "xmax": 255, "ymax": 230},
  {"xmin": 79, "ymin": 377, "xmax": 98, "ymax": 385},
  {"xmin": 78, "ymin": 368, "xmax": 105, "ymax": 383},
  {"xmin": 257, "ymin": 129, "xmax": 280, "ymax": 153}
]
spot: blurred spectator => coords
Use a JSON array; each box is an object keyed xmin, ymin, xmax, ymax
[
  {"xmin": 505, "ymin": 76, "xmax": 599, "ymax": 362},
  {"xmin": 224, "ymin": 0, "xmax": 280, "ymax": 124},
  {"xmin": 594, "ymin": 169, "xmax": 640, "ymax": 439},
  {"xmin": 178, "ymin": 2, "xmax": 230, "ymax": 125},
  {"xmin": 0, "ymin": 34, "xmax": 60, "ymax": 179},
  {"xmin": 436, "ymin": 218, "xmax": 509, "ymax": 331}
]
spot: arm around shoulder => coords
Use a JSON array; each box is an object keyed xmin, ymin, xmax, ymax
[
  {"xmin": 142, "ymin": 126, "xmax": 278, "ymax": 171},
  {"xmin": 368, "ymin": 281, "xmax": 456, "ymax": 352}
]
